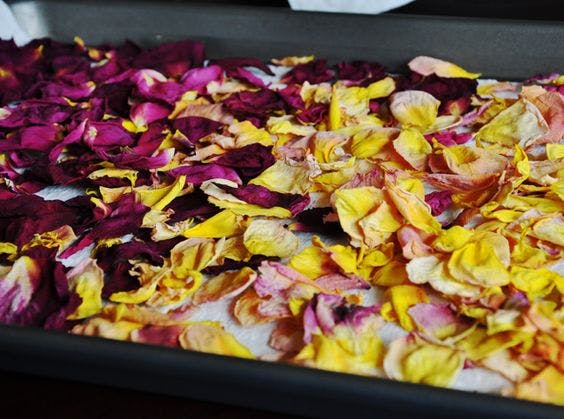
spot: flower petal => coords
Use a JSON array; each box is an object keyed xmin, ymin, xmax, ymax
[{"xmin": 408, "ymin": 56, "xmax": 480, "ymax": 79}]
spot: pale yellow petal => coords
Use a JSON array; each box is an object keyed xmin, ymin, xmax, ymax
[{"xmin": 243, "ymin": 219, "xmax": 300, "ymax": 258}]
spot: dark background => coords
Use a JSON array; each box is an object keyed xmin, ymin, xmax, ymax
[{"xmin": 2, "ymin": 1, "xmax": 562, "ymax": 418}]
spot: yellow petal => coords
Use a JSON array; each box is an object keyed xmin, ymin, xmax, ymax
[
  {"xmin": 208, "ymin": 196, "xmax": 292, "ymax": 218},
  {"xmin": 392, "ymin": 128, "xmax": 432, "ymax": 171},
  {"xmin": 66, "ymin": 259, "xmax": 104, "ymax": 320},
  {"xmin": 481, "ymin": 349, "xmax": 529, "ymax": 383},
  {"xmin": 266, "ymin": 115, "xmax": 317, "ymax": 136},
  {"xmin": 329, "ymin": 85, "xmax": 342, "ymax": 130},
  {"xmin": 514, "ymin": 366, "xmax": 564, "ymax": 405},
  {"xmin": 432, "ymin": 226, "xmax": 472, "ymax": 252},
  {"xmin": 99, "ymin": 185, "xmax": 131, "ymax": 204},
  {"xmin": 249, "ymin": 160, "xmax": 314, "ymax": 194},
  {"xmin": 475, "ymin": 99, "xmax": 548, "ymax": 152},
  {"xmin": 233, "ymin": 288, "xmax": 273, "ymax": 326},
  {"xmin": 21, "ymin": 225, "xmax": 77, "ymax": 253},
  {"xmin": 503, "ymin": 195, "xmax": 564, "ymax": 214},
  {"xmin": 366, "ymin": 77, "xmax": 396, "ymax": 99},
  {"xmin": 408, "ymin": 56, "xmax": 480, "ymax": 79},
  {"xmin": 407, "ymin": 255, "xmax": 482, "ymax": 298},
  {"xmin": 88, "ymin": 167, "xmax": 138, "ymax": 186},
  {"xmin": 171, "ymin": 237, "xmax": 224, "ymax": 278},
  {"xmin": 136, "ymin": 175, "xmax": 186, "ymax": 211},
  {"xmin": 179, "ymin": 322, "xmax": 254, "ymax": 359},
  {"xmin": 511, "ymin": 266, "xmax": 561, "ymax": 299},
  {"xmin": 325, "ymin": 243, "xmax": 359, "ymax": 274},
  {"xmin": 151, "ymin": 218, "xmax": 194, "ymax": 241},
  {"xmin": 0, "ymin": 256, "xmax": 40, "ymax": 308},
  {"xmin": 403, "ymin": 344, "xmax": 463, "ymax": 386},
  {"xmin": 310, "ymin": 131, "xmax": 350, "ymax": 164},
  {"xmin": 384, "ymin": 337, "xmax": 463, "ymax": 387},
  {"xmin": 295, "ymin": 330, "xmax": 384, "ymax": 375},
  {"xmin": 109, "ymin": 277, "xmax": 160, "ymax": 304},
  {"xmin": 371, "ymin": 260, "xmax": 408, "ymax": 287},
  {"xmin": 389, "ymin": 90, "xmax": 440, "ymax": 130},
  {"xmin": 486, "ymin": 309, "xmax": 521, "ymax": 335},
  {"xmin": 457, "ymin": 327, "xmax": 531, "ymax": 360},
  {"xmin": 182, "ymin": 210, "xmax": 246, "ymax": 238},
  {"xmin": 289, "ymin": 245, "xmax": 333, "ymax": 279},
  {"xmin": 221, "ymin": 235, "xmax": 252, "ymax": 262},
  {"xmin": 272, "ymin": 55, "xmax": 314, "ymax": 66},
  {"xmin": 442, "ymin": 145, "xmax": 507, "ymax": 176},
  {"xmin": 531, "ymin": 214, "xmax": 564, "ymax": 246},
  {"xmin": 386, "ymin": 285, "xmax": 429, "ymax": 331},
  {"xmin": 546, "ymin": 143, "xmax": 564, "ymax": 160},
  {"xmin": 0, "ymin": 242, "xmax": 17, "ymax": 258},
  {"xmin": 385, "ymin": 177, "xmax": 442, "ymax": 235},
  {"xmin": 333, "ymin": 186, "xmax": 387, "ymax": 247},
  {"xmin": 228, "ymin": 120, "xmax": 274, "ymax": 147},
  {"xmin": 358, "ymin": 200, "xmax": 403, "ymax": 248},
  {"xmin": 243, "ymin": 219, "xmax": 300, "ymax": 258},
  {"xmin": 510, "ymin": 240, "xmax": 548, "ymax": 269},
  {"xmin": 192, "ymin": 267, "xmax": 257, "ymax": 305},
  {"xmin": 72, "ymin": 317, "xmax": 141, "ymax": 340},
  {"xmin": 447, "ymin": 241, "xmax": 510, "ymax": 287},
  {"xmin": 350, "ymin": 127, "xmax": 398, "ymax": 159}
]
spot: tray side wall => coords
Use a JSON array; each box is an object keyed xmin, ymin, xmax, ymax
[{"xmin": 8, "ymin": 0, "xmax": 564, "ymax": 79}]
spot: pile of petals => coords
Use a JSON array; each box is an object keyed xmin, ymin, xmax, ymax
[{"xmin": 1, "ymin": 38, "xmax": 563, "ymax": 406}]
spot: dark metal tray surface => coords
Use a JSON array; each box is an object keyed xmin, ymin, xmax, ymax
[{"xmin": 2, "ymin": 1, "xmax": 564, "ymax": 418}]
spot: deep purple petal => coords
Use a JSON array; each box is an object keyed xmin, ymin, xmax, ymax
[
  {"xmin": 168, "ymin": 163, "xmax": 242, "ymax": 185},
  {"xmin": 282, "ymin": 60, "xmax": 333, "ymax": 85},
  {"xmin": 171, "ymin": 116, "xmax": 224, "ymax": 143}
]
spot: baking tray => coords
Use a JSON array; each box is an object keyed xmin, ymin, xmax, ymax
[{"xmin": 2, "ymin": 1, "xmax": 564, "ymax": 418}]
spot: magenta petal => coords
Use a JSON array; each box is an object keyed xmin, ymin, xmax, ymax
[
  {"xmin": 0, "ymin": 124, "xmax": 62, "ymax": 153},
  {"xmin": 130, "ymin": 102, "xmax": 170, "ymax": 126},
  {"xmin": 84, "ymin": 120, "xmax": 135, "ymax": 149},
  {"xmin": 296, "ymin": 104, "xmax": 328, "ymax": 124},
  {"xmin": 41, "ymin": 81, "xmax": 95, "ymax": 100},
  {"xmin": 277, "ymin": 84, "xmax": 305, "ymax": 110},
  {"xmin": 229, "ymin": 67, "xmax": 267, "ymax": 88},
  {"xmin": 408, "ymin": 303, "xmax": 472, "ymax": 339},
  {"xmin": 181, "ymin": 65, "xmax": 223, "ymax": 93},
  {"xmin": 60, "ymin": 194, "xmax": 149, "ymax": 259},
  {"xmin": 0, "ymin": 248, "xmax": 80, "ymax": 330},
  {"xmin": 132, "ymin": 325, "xmax": 184, "ymax": 347},
  {"xmin": 425, "ymin": 130, "xmax": 472, "ymax": 147},
  {"xmin": 132, "ymin": 69, "xmax": 184, "ymax": 104},
  {"xmin": 424, "ymin": 190, "xmax": 453, "ymax": 216},
  {"xmin": 0, "ymin": 98, "xmax": 73, "ymax": 128},
  {"xmin": 302, "ymin": 293, "xmax": 379, "ymax": 343}
]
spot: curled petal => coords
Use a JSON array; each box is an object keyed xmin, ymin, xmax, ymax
[
  {"xmin": 384, "ymin": 336, "xmax": 464, "ymax": 387},
  {"xmin": 390, "ymin": 90, "xmax": 440, "ymax": 130},
  {"xmin": 192, "ymin": 267, "xmax": 257, "ymax": 305},
  {"xmin": 408, "ymin": 56, "xmax": 480, "ymax": 79},
  {"xmin": 179, "ymin": 322, "xmax": 254, "ymax": 359}
]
